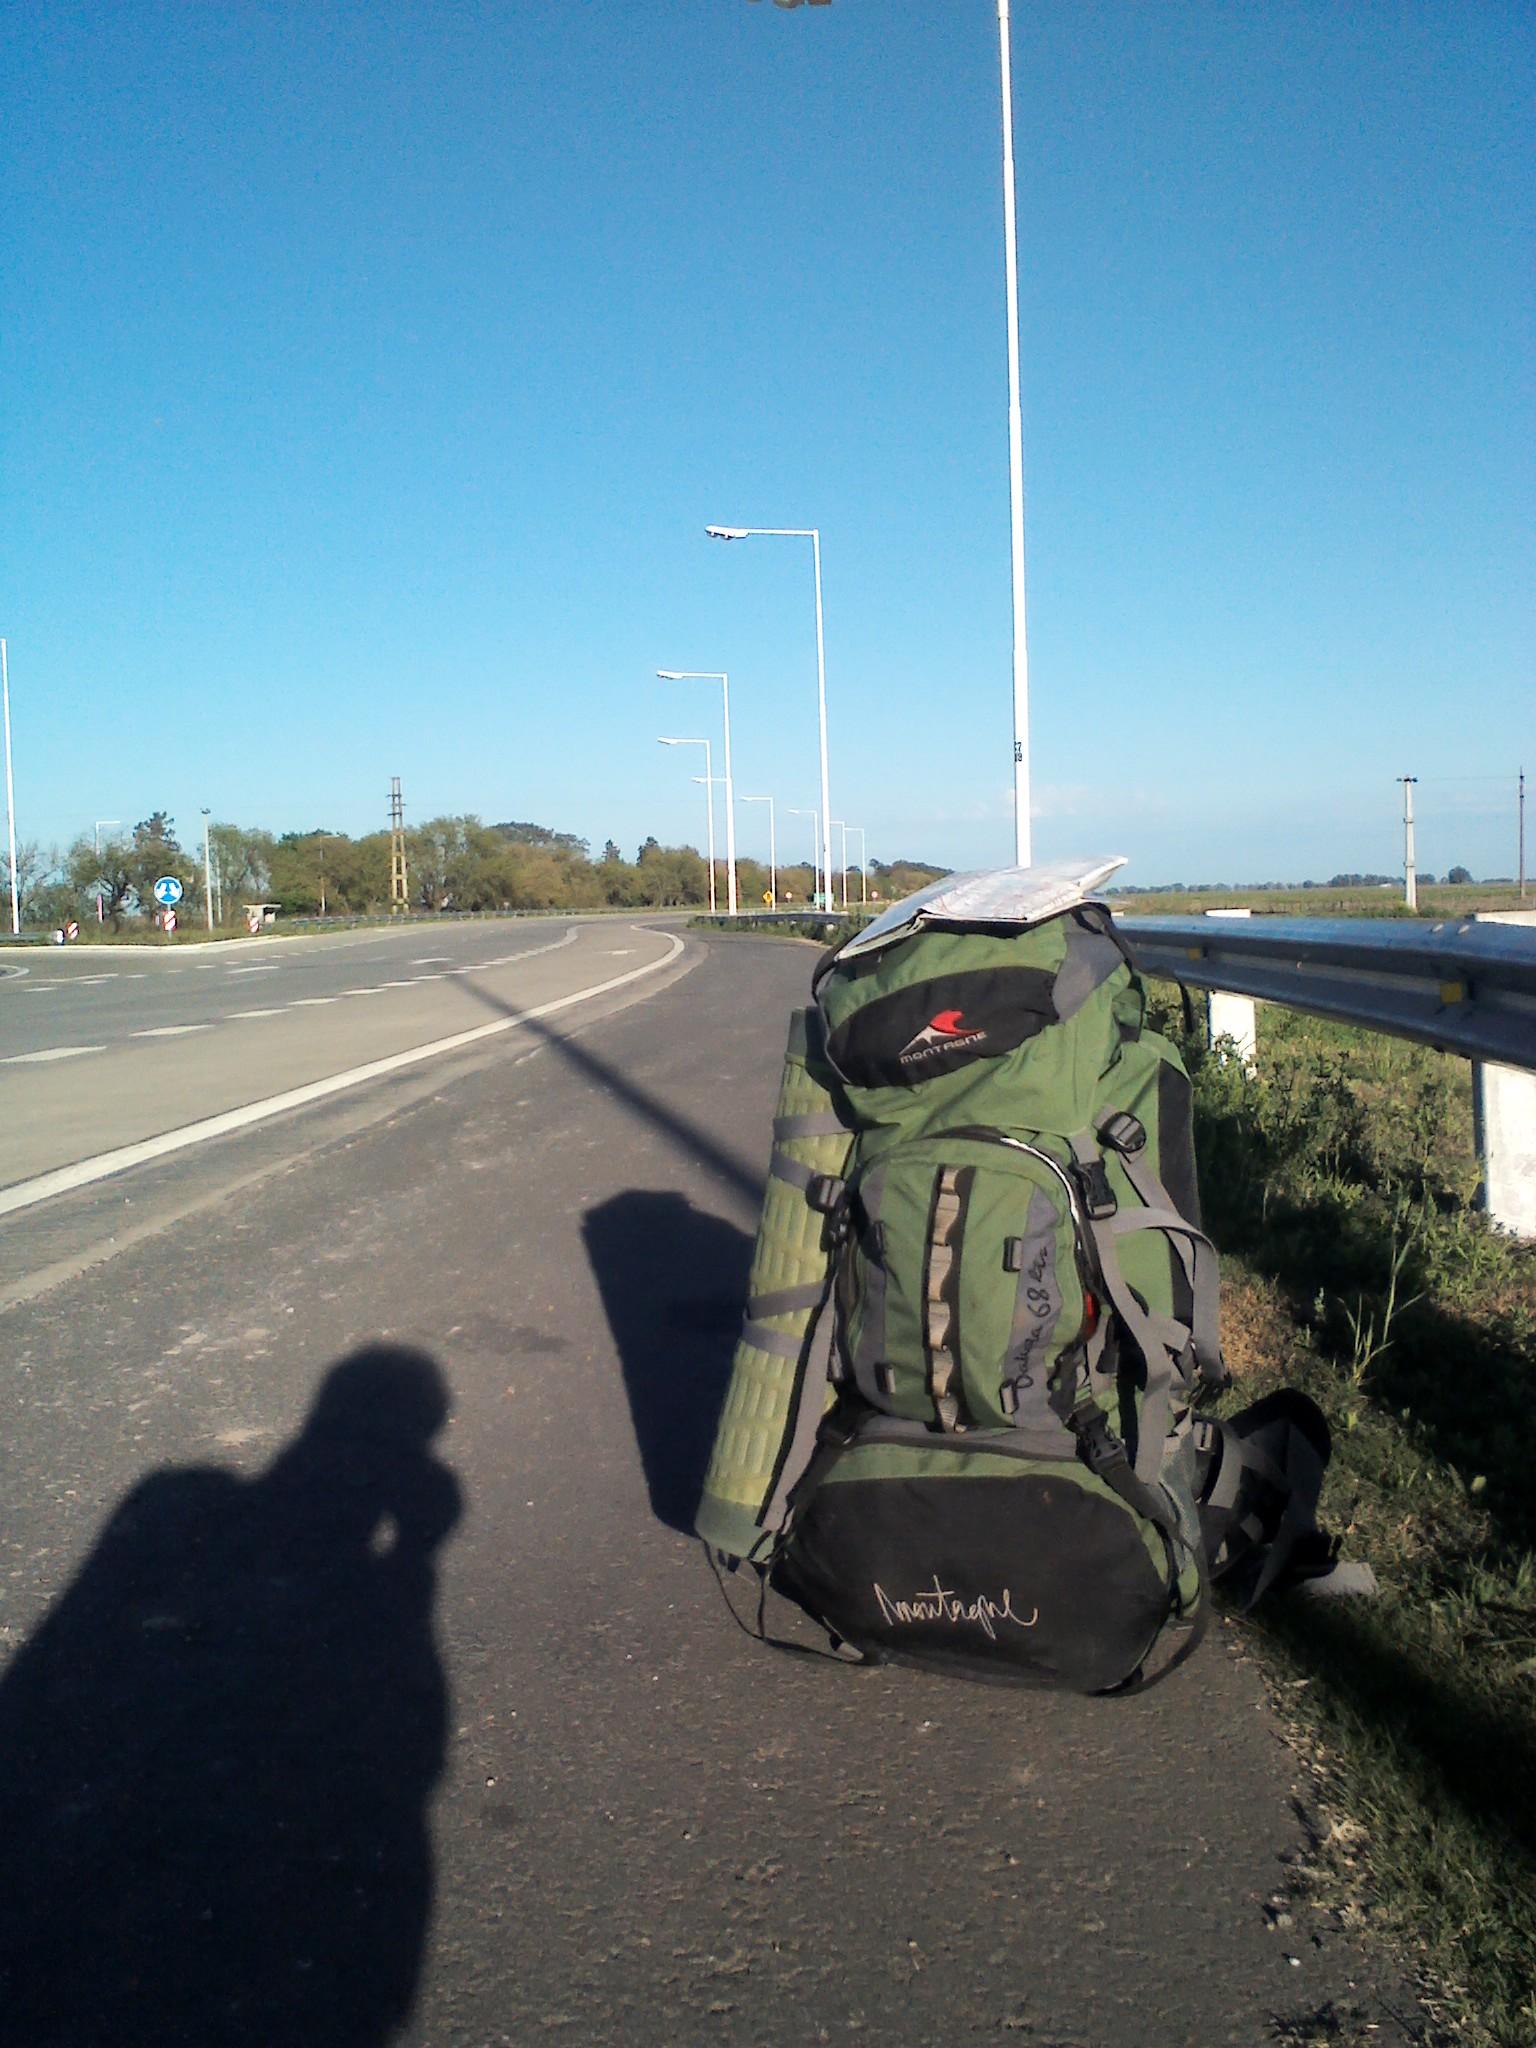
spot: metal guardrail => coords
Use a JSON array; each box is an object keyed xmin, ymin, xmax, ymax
[
  {"xmin": 696, "ymin": 907, "xmax": 1536, "ymax": 1074},
  {"xmin": 1115, "ymin": 915, "xmax": 1536, "ymax": 1074},
  {"xmin": 690, "ymin": 910, "xmax": 850, "ymax": 932}
]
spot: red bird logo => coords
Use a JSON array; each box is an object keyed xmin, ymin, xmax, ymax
[{"xmin": 897, "ymin": 1007, "xmax": 988, "ymax": 1066}]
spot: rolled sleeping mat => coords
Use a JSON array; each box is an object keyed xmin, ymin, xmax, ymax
[{"xmin": 695, "ymin": 1007, "xmax": 852, "ymax": 1562}]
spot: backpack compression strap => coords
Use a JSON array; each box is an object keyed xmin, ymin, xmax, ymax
[{"xmin": 1067, "ymin": 1118, "xmax": 1226, "ymax": 1486}]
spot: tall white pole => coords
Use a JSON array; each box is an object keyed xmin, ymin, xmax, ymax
[
  {"xmin": 94, "ymin": 819, "xmax": 120, "ymax": 924},
  {"xmin": 202, "ymin": 809, "xmax": 214, "ymax": 931},
  {"xmin": 702, "ymin": 744, "xmax": 717, "ymax": 914},
  {"xmin": 831, "ymin": 819, "xmax": 850, "ymax": 909},
  {"xmin": 1400, "ymin": 776, "xmax": 1418, "ymax": 912},
  {"xmin": 788, "ymin": 807, "xmax": 820, "ymax": 903},
  {"xmin": 719, "ymin": 672, "xmax": 739, "ymax": 916},
  {"xmin": 811, "ymin": 530, "xmax": 833, "ymax": 906},
  {"xmin": 741, "ymin": 794, "xmax": 777, "ymax": 906},
  {"xmin": 705, "ymin": 528, "xmax": 832, "ymax": 906},
  {"xmin": 2, "ymin": 640, "xmax": 18, "ymax": 936},
  {"xmin": 997, "ymin": 0, "xmax": 1032, "ymax": 867}
]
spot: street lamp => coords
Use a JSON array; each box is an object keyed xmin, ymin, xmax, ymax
[
  {"xmin": 658, "ymin": 737, "xmax": 717, "ymax": 914},
  {"xmin": 734, "ymin": 1, "xmax": 1031, "ymax": 867},
  {"xmin": 657, "ymin": 670, "xmax": 737, "ymax": 914},
  {"xmin": 739, "ymin": 793, "xmax": 777, "ymax": 907},
  {"xmin": 830, "ymin": 818, "xmax": 851, "ymax": 909},
  {"xmin": 1, "ymin": 639, "xmax": 17, "ymax": 936},
  {"xmin": 846, "ymin": 825, "xmax": 868, "ymax": 907},
  {"xmin": 201, "ymin": 808, "xmax": 214, "ymax": 931},
  {"xmin": 704, "ymin": 526, "xmax": 832, "ymax": 905},
  {"xmin": 93, "ymin": 818, "xmax": 121, "ymax": 923},
  {"xmin": 787, "ymin": 807, "xmax": 821, "ymax": 903}
]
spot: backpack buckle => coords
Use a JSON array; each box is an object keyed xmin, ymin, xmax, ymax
[
  {"xmin": 1098, "ymin": 1111, "xmax": 1147, "ymax": 1156},
  {"xmin": 1070, "ymin": 1407, "xmax": 1128, "ymax": 1476},
  {"xmin": 1074, "ymin": 1158, "xmax": 1117, "ymax": 1220},
  {"xmin": 806, "ymin": 1173, "xmax": 846, "ymax": 1215}
]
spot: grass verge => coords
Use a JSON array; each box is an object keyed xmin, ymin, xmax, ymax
[{"xmin": 1150, "ymin": 994, "xmax": 1536, "ymax": 2046}]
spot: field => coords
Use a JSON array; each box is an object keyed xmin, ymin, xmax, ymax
[
  {"xmin": 1147, "ymin": 994, "xmax": 1536, "ymax": 2047},
  {"xmin": 1111, "ymin": 882, "xmax": 1530, "ymax": 920}
]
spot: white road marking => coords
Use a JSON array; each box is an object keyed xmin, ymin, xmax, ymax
[
  {"xmin": 131, "ymin": 1024, "xmax": 213, "ymax": 1038},
  {"xmin": 410, "ymin": 973, "xmax": 446, "ymax": 982},
  {"xmin": 413, "ymin": 956, "xmax": 452, "ymax": 965},
  {"xmin": 0, "ymin": 932, "xmax": 686, "ymax": 1218},
  {"xmin": 76, "ymin": 975, "xmax": 119, "ymax": 985},
  {"xmin": 22, "ymin": 986, "xmax": 60, "ymax": 994},
  {"xmin": 342, "ymin": 987, "xmax": 386, "ymax": 996},
  {"xmin": 228, "ymin": 1008, "xmax": 284, "ymax": 1019},
  {"xmin": 227, "ymin": 964, "xmax": 280, "ymax": 976},
  {"xmin": 288, "ymin": 997, "xmax": 338, "ymax": 1007},
  {"xmin": 381, "ymin": 979, "xmax": 415, "ymax": 988},
  {"xmin": 1, "ymin": 1045, "xmax": 106, "ymax": 1065}
]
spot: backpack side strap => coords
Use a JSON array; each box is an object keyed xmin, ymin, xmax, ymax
[{"xmin": 1067, "ymin": 1123, "xmax": 1227, "ymax": 1484}]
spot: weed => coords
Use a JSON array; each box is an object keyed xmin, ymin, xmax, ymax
[{"xmin": 1155, "ymin": 992, "xmax": 1536, "ymax": 2046}]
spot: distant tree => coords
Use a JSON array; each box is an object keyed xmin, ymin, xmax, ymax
[
  {"xmin": 66, "ymin": 831, "xmax": 134, "ymax": 926},
  {"xmin": 270, "ymin": 829, "xmax": 364, "ymax": 915},
  {"xmin": 602, "ymin": 840, "xmax": 622, "ymax": 865},
  {"xmin": 492, "ymin": 820, "xmax": 589, "ymax": 858},
  {"xmin": 122, "ymin": 813, "xmax": 194, "ymax": 922},
  {"xmin": 2, "ymin": 841, "xmax": 59, "ymax": 925},
  {"xmin": 1420, "ymin": 873, "xmax": 1438, "ymax": 887},
  {"xmin": 208, "ymin": 824, "xmax": 276, "ymax": 914},
  {"xmin": 1447, "ymin": 866, "xmax": 1473, "ymax": 886},
  {"xmin": 635, "ymin": 840, "xmax": 707, "ymax": 907}
]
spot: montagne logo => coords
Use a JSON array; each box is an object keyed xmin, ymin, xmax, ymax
[
  {"xmin": 897, "ymin": 1007, "xmax": 987, "ymax": 1068},
  {"xmin": 873, "ymin": 1574, "xmax": 1039, "ymax": 1641}
]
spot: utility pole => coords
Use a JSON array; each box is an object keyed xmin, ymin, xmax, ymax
[
  {"xmin": 389, "ymin": 777, "xmax": 409, "ymax": 915},
  {"xmin": 1520, "ymin": 766, "xmax": 1527, "ymax": 903},
  {"xmin": 1399, "ymin": 776, "xmax": 1419, "ymax": 911}
]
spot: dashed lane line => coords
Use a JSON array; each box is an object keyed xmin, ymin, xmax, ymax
[
  {"xmin": 227, "ymin": 964, "xmax": 281, "ymax": 976},
  {"xmin": 131, "ymin": 1024, "xmax": 213, "ymax": 1038},
  {"xmin": 0, "ymin": 932, "xmax": 686, "ymax": 1218},
  {"xmin": 228, "ymin": 1008, "xmax": 285, "ymax": 1019},
  {"xmin": 1, "ymin": 1045, "xmax": 106, "ymax": 1065},
  {"xmin": 289, "ymin": 997, "xmax": 338, "ymax": 1006}
]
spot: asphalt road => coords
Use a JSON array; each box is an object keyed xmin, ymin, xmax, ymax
[
  {"xmin": 0, "ymin": 929, "xmax": 1394, "ymax": 2046},
  {"xmin": 0, "ymin": 917, "xmax": 681, "ymax": 1195}
]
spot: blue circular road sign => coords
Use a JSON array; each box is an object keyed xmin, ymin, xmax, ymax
[{"xmin": 153, "ymin": 876, "xmax": 184, "ymax": 906}]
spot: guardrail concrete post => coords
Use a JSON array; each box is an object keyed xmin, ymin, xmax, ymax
[
  {"xmin": 1472, "ymin": 910, "xmax": 1536, "ymax": 1238},
  {"xmin": 1205, "ymin": 909, "xmax": 1258, "ymax": 1067}
]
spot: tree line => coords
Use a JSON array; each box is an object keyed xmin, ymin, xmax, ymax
[{"xmin": 4, "ymin": 814, "xmax": 943, "ymax": 929}]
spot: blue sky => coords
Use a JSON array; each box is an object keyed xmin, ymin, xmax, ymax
[{"xmin": 3, "ymin": 0, "xmax": 1531, "ymax": 886}]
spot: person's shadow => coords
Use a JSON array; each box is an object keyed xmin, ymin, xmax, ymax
[
  {"xmin": 0, "ymin": 1343, "xmax": 462, "ymax": 2048},
  {"xmin": 583, "ymin": 1191, "xmax": 754, "ymax": 1534}
]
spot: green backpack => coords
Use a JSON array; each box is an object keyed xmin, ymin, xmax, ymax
[{"xmin": 698, "ymin": 887, "xmax": 1231, "ymax": 1693}]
